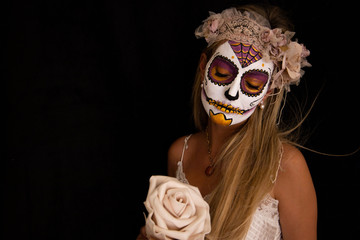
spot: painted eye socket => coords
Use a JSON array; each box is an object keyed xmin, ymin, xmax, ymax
[
  {"xmin": 240, "ymin": 70, "xmax": 269, "ymax": 97},
  {"xmin": 208, "ymin": 56, "xmax": 238, "ymax": 86}
]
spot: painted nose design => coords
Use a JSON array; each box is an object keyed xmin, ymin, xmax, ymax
[{"xmin": 225, "ymin": 88, "xmax": 239, "ymax": 101}]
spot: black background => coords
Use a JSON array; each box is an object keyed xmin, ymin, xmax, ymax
[{"xmin": 5, "ymin": 0, "xmax": 360, "ymax": 239}]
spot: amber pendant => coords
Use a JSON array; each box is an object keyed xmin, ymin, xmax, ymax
[{"xmin": 205, "ymin": 165, "xmax": 215, "ymax": 176}]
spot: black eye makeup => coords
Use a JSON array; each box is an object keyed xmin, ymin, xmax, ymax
[
  {"xmin": 207, "ymin": 56, "xmax": 239, "ymax": 86},
  {"xmin": 240, "ymin": 69, "xmax": 269, "ymax": 97}
]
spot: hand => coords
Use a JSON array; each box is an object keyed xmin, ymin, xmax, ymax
[
  {"xmin": 136, "ymin": 226, "xmax": 147, "ymax": 240},
  {"xmin": 136, "ymin": 226, "xmax": 160, "ymax": 240}
]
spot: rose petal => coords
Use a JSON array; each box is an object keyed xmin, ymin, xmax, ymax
[
  {"xmin": 144, "ymin": 176, "xmax": 211, "ymax": 240},
  {"xmin": 167, "ymin": 188, "xmax": 196, "ymax": 218},
  {"xmin": 163, "ymin": 191, "xmax": 188, "ymax": 217},
  {"xmin": 149, "ymin": 188, "xmax": 195, "ymax": 230}
]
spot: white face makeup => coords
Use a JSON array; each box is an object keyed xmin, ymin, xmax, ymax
[{"xmin": 201, "ymin": 41, "xmax": 274, "ymax": 126}]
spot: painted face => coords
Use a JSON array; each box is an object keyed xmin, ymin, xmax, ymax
[{"xmin": 201, "ymin": 41, "xmax": 274, "ymax": 126}]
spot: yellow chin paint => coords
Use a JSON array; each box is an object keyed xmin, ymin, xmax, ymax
[{"xmin": 209, "ymin": 110, "xmax": 232, "ymax": 126}]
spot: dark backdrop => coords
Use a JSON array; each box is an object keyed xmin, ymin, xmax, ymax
[{"xmin": 5, "ymin": 0, "xmax": 359, "ymax": 239}]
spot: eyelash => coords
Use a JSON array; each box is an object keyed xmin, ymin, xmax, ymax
[
  {"xmin": 215, "ymin": 71, "xmax": 230, "ymax": 78},
  {"xmin": 245, "ymin": 81, "xmax": 259, "ymax": 90}
]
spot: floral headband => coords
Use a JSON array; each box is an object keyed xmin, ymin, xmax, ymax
[{"xmin": 195, "ymin": 8, "xmax": 311, "ymax": 91}]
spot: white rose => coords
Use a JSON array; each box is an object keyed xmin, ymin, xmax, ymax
[{"xmin": 144, "ymin": 176, "xmax": 211, "ymax": 240}]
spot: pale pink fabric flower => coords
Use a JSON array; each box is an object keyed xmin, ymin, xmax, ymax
[
  {"xmin": 271, "ymin": 42, "xmax": 311, "ymax": 90},
  {"xmin": 195, "ymin": 12, "xmax": 224, "ymax": 46},
  {"xmin": 284, "ymin": 42, "xmax": 303, "ymax": 80},
  {"xmin": 144, "ymin": 176, "xmax": 211, "ymax": 240},
  {"xmin": 209, "ymin": 19, "xmax": 219, "ymax": 33}
]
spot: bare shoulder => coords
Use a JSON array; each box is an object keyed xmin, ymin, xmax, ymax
[
  {"xmin": 275, "ymin": 142, "xmax": 315, "ymax": 198},
  {"xmin": 279, "ymin": 143, "xmax": 308, "ymax": 173},
  {"xmin": 167, "ymin": 136, "xmax": 188, "ymax": 177},
  {"xmin": 275, "ymin": 143, "xmax": 317, "ymax": 239}
]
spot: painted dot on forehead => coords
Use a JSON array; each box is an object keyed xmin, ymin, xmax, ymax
[{"xmin": 262, "ymin": 63, "xmax": 264, "ymax": 67}]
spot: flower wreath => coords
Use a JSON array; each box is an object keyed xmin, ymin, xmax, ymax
[{"xmin": 195, "ymin": 8, "xmax": 311, "ymax": 91}]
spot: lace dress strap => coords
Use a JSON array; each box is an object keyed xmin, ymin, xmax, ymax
[
  {"xmin": 271, "ymin": 144, "xmax": 284, "ymax": 184},
  {"xmin": 176, "ymin": 135, "xmax": 192, "ymax": 184}
]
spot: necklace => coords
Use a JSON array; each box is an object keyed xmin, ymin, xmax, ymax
[{"xmin": 205, "ymin": 127, "xmax": 215, "ymax": 176}]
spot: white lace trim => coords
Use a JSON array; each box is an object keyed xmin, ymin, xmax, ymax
[
  {"xmin": 256, "ymin": 194, "xmax": 279, "ymax": 221},
  {"xmin": 175, "ymin": 135, "xmax": 191, "ymax": 184},
  {"xmin": 176, "ymin": 161, "xmax": 189, "ymax": 184}
]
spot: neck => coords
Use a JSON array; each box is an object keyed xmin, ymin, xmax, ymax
[{"xmin": 207, "ymin": 119, "xmax": 245, "ymax": 154}]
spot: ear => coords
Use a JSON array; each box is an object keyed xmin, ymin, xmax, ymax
[{"xmin": 199, "ymin": 53, "xmax": 207, "ymax": 78}]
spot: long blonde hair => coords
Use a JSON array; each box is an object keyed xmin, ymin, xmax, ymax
[{"xmin": 192, "ymin": 4, "xmax": 295, "ymax": 239}]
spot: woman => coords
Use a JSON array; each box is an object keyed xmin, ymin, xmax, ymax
[{"xmin": 138, "ymin": 4, "xmax": 317, "ymax": 240}]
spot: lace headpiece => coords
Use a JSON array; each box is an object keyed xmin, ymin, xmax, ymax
[{"xmin": 195, "ymin": 8, "xmax": 311, "ymax": 91}]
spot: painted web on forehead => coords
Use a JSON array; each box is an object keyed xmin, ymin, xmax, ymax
[{"xmin": 229, "ymin": 40, "xmax": 263, "ymax": 68}]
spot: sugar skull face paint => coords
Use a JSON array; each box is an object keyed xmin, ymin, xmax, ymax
[{"xmin": 201, "ymin": 41, "xmax": 274, "ymax": 126}]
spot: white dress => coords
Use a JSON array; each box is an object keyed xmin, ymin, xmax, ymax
[{"xmin": 176, "ymin": 135, "xmax": 282, "ymax": 240}]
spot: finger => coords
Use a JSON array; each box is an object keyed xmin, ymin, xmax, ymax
[
  {"xmin": 140, "ymin": 226, "xmax": 146, "ymax": 236},
  {"xmin": 136, "ymin": 234, "xmax": 147, "ymax": 240}
]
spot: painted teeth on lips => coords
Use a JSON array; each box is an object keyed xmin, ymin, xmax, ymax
[{"xmin": 207, "ymin": 99, "xmax": 245, "ymax": 115}]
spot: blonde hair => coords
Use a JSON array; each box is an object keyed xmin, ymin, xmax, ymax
[{"xmin": 192, "ymin": 4, "xmax": 296, "ymax": 239}]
